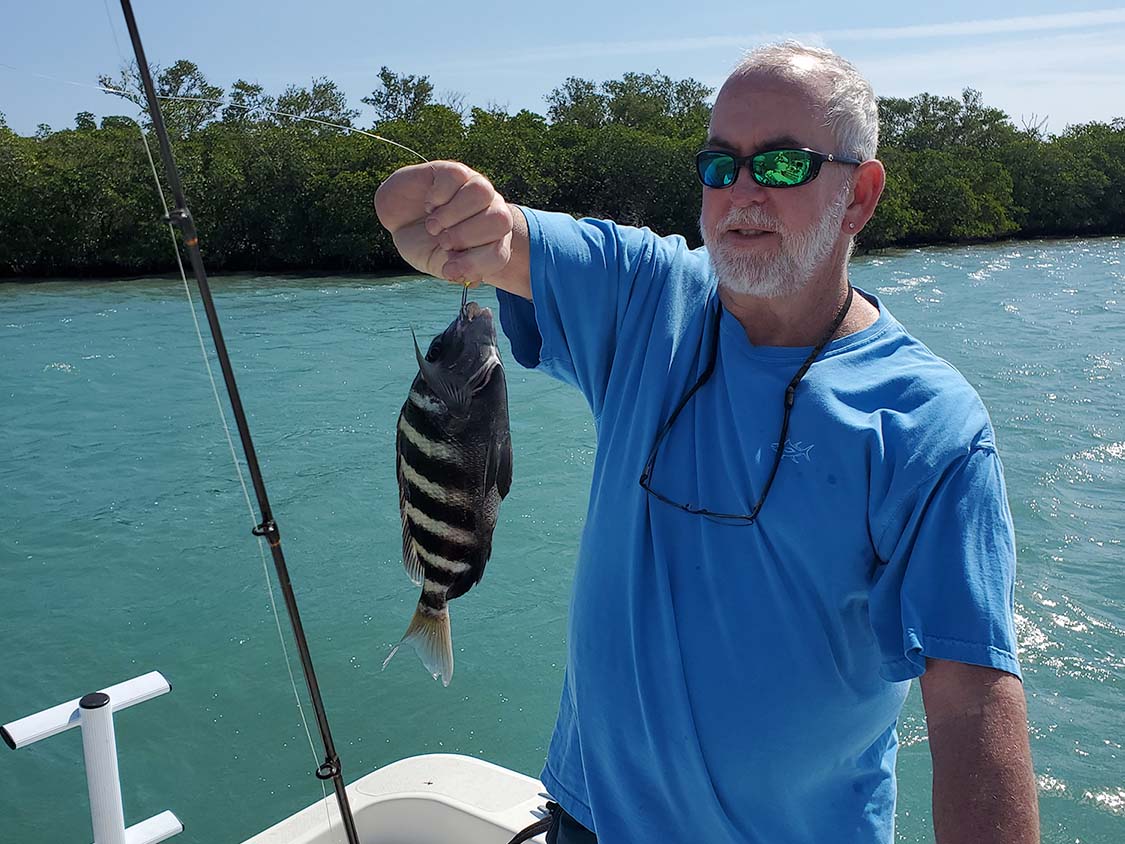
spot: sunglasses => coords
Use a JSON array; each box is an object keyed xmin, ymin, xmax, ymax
[
  {"xmin": 639, "ymin": 286, "xmax": 855, "ymax": 525},
  {"xmin": 695, "ymin": 147, "xmax": 863, "ymax": 189}
]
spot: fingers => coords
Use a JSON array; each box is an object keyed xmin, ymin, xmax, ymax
[
  {"xmin": 434, "ymin": 198, "xmax": 512, "ymax": 253},
  {"xmin": 424, "ymin": 172, "xmax": 500, "ymax": 235},
  {"xmin": 373, "ymin": 162, "xmax": 435, "ymax": 233},
  {"xmin": 443, "ymin": 236, "xmax": 513, "ymax": 285},
  {"xmin": 432, "ymin": 194, "xmax": 513, "ymax": 284},
  {"xmin": 391, "ymin": 220, "xmax": 448, "ymax": 278},
  {"xmin": 375, "ymin": 160, "xmax": 513, "ymax": 285}
]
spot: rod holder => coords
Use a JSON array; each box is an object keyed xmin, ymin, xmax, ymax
[{"xmin": 2, "ymin": 671, "xmax": 183, "ymax": 844}]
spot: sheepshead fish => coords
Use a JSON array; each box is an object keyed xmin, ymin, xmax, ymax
[{"xmin": 383, "ymin": 300, "xmax": 512, "ymax": 686}]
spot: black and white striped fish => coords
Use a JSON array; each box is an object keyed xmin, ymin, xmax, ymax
[{"xmin": 383, "ymin": 300, "xmax": 513, "ymax": 686}]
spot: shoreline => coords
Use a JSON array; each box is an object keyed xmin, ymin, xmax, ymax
[{"xmin": 1, "ymin": 232, "xmax": 1120, "ymax": 285}]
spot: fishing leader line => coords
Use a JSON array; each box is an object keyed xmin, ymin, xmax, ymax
[
  {"xmin": 133, "ymin": 118, "xmax": 339, "ymax": 840},
  {"xmin": 89, "ymin": 7, "xmax": 337, "ymax": 835},
  {"xmin": 91, "ymin": 2, "xmax": 389, "ymax": 841},
  {"xmin": 91, "ymin": 1, "xmax": 331, "ymax": 800}
]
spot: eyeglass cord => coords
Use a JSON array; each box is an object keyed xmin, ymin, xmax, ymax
[{"xmin": 640, "ymin": 283, "xmax": 855, "ymax": 524}]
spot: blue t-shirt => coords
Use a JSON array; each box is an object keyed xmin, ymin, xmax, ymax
[{"xmin": 496, "ymin": 209, "xmax": 1020, "ymax": 844}]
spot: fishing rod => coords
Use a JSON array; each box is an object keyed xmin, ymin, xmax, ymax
[{"xmin": 116, "ymin": 2, "xmax": 361, "ymax": 842}]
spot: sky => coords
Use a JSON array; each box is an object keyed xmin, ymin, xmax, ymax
[{"xmin": 2, "ymin": 1, "xmax": 1124, "ymax": 138}]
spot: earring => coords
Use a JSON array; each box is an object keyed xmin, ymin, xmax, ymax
[{"xmin": 848, "ymin": 222, "xmax": 856, "ymax": 229}]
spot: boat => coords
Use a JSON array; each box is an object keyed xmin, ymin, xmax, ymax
[
  {"xmin": 2, "ymin": 670, "xmax": 551, "ymax": 844},
  {"xmin": 244, "ymin": 754, "xmax": 550, "ymax": 844}
]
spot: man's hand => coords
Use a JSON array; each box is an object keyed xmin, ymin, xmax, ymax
[
  {"xmin": 374, "ymin": 161, "xmax": 531, "ymax": 297},
  {"xmin": 921, "ymin": 658, "xmax": 1040, "ymax": 844}
]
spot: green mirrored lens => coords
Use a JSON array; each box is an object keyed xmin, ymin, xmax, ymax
[
  {"xmin": 699, "ymin": 153, "xmax": 736, "ymax": 187},
  {"xmin": 753, "ymin": 150, "xmax": 813, "ymax": 187}
]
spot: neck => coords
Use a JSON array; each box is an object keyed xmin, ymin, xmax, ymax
[{"xmin": 718, "ymin": 263, "xmax": 877, "ymax": 347}]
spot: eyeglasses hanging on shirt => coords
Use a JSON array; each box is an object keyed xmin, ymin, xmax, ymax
[{"xmin": 638, "ymin": 285, "xmax": 854, "ymax": 525}]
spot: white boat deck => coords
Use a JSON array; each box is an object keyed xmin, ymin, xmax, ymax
[{"xmin": 243, "ymin": 754, "xmax": 550, "ymax": 844}]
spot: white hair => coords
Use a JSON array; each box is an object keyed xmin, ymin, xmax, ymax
[{"xmin": 728, "ymin": 41, "xmax": 879, "ymax": 160}]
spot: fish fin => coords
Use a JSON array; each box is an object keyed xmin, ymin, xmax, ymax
[
  {"xmin": 496, "ymin": 432, "xmax": 513, "ymax": 500},
  {"xmin": 396, "ymin": 436, "xmax": 425, "ymax": 586},
  {"xmin": 482, "ymin": 430, "xmax": 514, "ymax": 504},
  {"xmin": 413, "ymin": 329, "xmax": 471, "ymax": 416},
  {"xmin": 382, "ymin": 603, "xmax": 454, "ymax": 687},
  {"xmin": 400, "ymin": 513, "xmax": 425, "ymax": 586}
]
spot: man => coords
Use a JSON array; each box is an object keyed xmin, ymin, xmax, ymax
[{"xmin": 375, "ymin": 41, "xmax": 1039, "ymax": 844}]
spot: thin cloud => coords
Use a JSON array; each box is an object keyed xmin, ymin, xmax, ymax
[
  {"xmin": 852, "ymin": 30, "xmax": 1125, "ymax": 132},
  {"xmin": 428, "ymin": 8, "xmax": 1125, "ymax": 73},
  {"xmin": 827, "ymin": 9, "xmax": 1125, "ymax": 41}
]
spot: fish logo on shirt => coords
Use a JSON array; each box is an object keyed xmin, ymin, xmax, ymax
[{"xmin": 771, "ymin": 439, "xmax": 815, "ymax": 464}]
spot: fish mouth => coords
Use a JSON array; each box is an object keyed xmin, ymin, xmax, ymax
[{"xmin": 461, "ymin": 300, "xmax": 490, "ymax": 320}]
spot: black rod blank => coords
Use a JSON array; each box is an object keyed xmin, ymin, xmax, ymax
[{"xmin": 116, "ymin": 3, "xmax": 361, "ymax": 842}]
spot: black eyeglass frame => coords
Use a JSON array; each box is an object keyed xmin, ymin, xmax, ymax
[
  {"xmin": 695, "ymin": 147, "xmax": 864, "ymax": 190},
  {"xmin": 638, "ymin": 286, "xmax": 855, "ymax": 525}
]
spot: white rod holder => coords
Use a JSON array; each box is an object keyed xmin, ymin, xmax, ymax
[
  {"xmin": 2, "ymin": 672, "xmax": 183, "ymax": 844},
  {"xmin": 80, "ymin": 693, "xmax": 127, "ymax": 844},
  {"xmin": 2, "ymin": 671, "xmax": 170, "ymax": 750}
]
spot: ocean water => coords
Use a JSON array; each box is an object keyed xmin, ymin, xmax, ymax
[{"xmin": 1, "ymin": 238, "xmax": 1122, "ymax": 844}]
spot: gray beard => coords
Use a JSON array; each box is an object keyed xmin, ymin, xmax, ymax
[{"xmin": 701, "ymin": 185, "xmax": 851, "ymax": 299}]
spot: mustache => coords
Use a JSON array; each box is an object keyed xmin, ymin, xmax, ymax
[{"xmin": 717, "ymin": 207, "xmax": 784, "ymax": 233}]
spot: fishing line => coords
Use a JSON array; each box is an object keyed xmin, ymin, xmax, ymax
[
  {"xmin": 96, "ymin": 32, "xmax": 338, "ymax": 844},
  {"xmin": 0, "ymin": 60, "xmax": 428, "ymax": 162},
  {"xmin": 107, "ymin": 2, "xmax": 365, "ymax": 835},
  {"xmin": 134, "ymin": 121, "xmax": 335, "ymax": 831},
  {"xmin": 92, "ymin": 4, "xmax": 345, "ymax": 838}
]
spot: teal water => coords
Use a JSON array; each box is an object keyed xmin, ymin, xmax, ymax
[{"xmin": 1, "ymin": 238, "xmax": 1122, "ymax": 844}]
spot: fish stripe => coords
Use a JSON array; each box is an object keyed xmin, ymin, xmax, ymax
[
  {"xmin": 423, "ymin": 565, "xmax": 457, "ymax": 587},
  {"xmin": 398, "ymin": 414, "xmax": 457, "ymax": 463},
  {"xmin": 403, "ymin": 503, "xmax": 477, "ymax": 546},
  {"xmin": 401, "ymin": 395, "xmax": 454, "ymax": 448},
  {"xmin": 408, "ymin": 388, "xmax": 445, "ymax": 415},
  {"xmin": 399, "ymin": 460, "xmax": 473, "ymax": 509},
  {"xmin": 408, "ymin": 518, "xmax": 480, "ymax": 567},
  {"xmin": 397, "ymin": 434, "xmax": 464, "ymax": 488},
  {"xmin": 416, "ymin": 546, "xmax": 474, "ymax": 575},
  {"xmin": 402, "ymin": 479, "xmax": 479, "ymax": 534},
  {"xmin": 419, "ymin": 588, "xmax": 445, "ymax": 610}
]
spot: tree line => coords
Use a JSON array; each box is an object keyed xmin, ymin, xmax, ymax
[{"xmin": 1, "ymin": 62, "xmax": 1122, "ymax": 278}]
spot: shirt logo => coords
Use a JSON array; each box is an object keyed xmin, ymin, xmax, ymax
[{"xmin": 771, "ymin": 439, "xmax": 815, "ymax": 464}]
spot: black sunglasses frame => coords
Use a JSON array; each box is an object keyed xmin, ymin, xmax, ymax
[
  {"xmin": 695, "ymin": 147, "xmax": 863, "ymax": 190},
  {"xmin": 638, "ymin": 285, "xmax": 855, "ymax": 525}
]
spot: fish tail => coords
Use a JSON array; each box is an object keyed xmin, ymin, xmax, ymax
[{"xmin": 382, "ymin": 602, "xmax": 454, "ymax": 687}]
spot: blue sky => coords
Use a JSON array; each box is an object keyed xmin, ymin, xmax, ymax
[{"xmin": 2, "ymin": 1, "xmax": 1124, "ymax": 138}]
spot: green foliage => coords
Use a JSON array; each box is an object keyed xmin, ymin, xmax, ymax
[
  {"xmin": 221, "ymin": 80, "xmax": 276, "ymax": 125},
  {"xmin": 548, "ymin": 71, "xmax": 711, "ymax": 138},
  {"xmin": 98, "ymin": 59, "xmax": 224, "ymax": 139},
  {"xmin": 276, "ymin": 78, "xmax": 358, "ymax": 129},
  {"xmin": 877, "ymin": 88, "xmax": 1018, "ymax": 152},
  {"xmin": 363, "ymin": 67, "xmax": 434, "ymax": 123},
  {"xmin": 546, "ymin": 78, "xmax": 607, "ymax": 129},
  {"xmin": 1, "ymin": 65, "xmax": 1122, "ymax": 277},
  {"xmin": 461, "ymin": 108, "xmax": 555, "ymax": 208}
]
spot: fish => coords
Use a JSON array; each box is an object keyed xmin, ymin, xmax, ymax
[
  {"xmin": 383, "ymin": 299, "xmax": 513, "ymax": 686},
  {"xmin": 771, "ymin": 439, "xmax": 815, "ymax": 463}
]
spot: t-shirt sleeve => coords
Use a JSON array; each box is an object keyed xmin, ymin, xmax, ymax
[
  {"xmin": 495, "ymin": 207, "xmax": 658, "ymax": 417},
  {"xmin": 869, "ymin": 443, "xmax": 1021, "ymax": 682}
]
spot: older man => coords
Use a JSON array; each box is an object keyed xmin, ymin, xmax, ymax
[{"xmin": 375, "ymin": 42, "xmax": 1038, "ymax": 844}]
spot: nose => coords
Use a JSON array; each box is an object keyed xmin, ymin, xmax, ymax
[{"xmin": 728, "ymin": 164, "xmax": 767, "ymax": 207}]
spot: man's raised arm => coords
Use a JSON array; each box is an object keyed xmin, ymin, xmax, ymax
[{"xmin": 374, "ymin": 160, "xmax": 532, "ymax": 300}]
